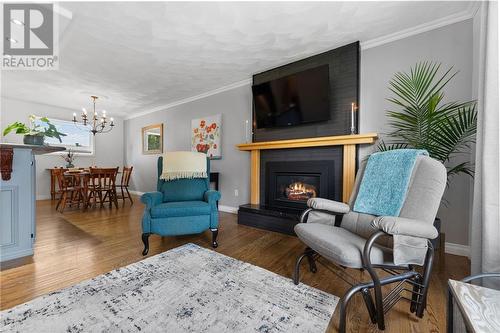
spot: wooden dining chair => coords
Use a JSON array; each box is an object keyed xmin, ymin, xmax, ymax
[
  {"xmin": 88, "ymin": 167, "xmax": 119, "ymax": 209},
  {"xmin": 54, "ymin": 169, "xmax": 82, "ymax": 213},
  {"xmin": 117, "ymin": 166, "xmax": 133, "ymax": 205},
  {"xmin": 52, "ymin": 167, "xmax": 66, "ymax": 201}
]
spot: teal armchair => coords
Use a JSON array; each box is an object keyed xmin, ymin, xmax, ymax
[{"xmin": 140, "ymin": 156, "xmax": 221, "ymax": 255}]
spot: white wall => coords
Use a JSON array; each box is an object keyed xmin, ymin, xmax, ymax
[
  {"xmin": 124, "ymin": 85, "xmax": 252, "ymax": 208},
  {"xmin": 360, "ymin": 20, "xmax": 474, "ymax": 247},
  {"xmin": 1, "ymin": 98, "xmax": 124, "ymax": 199}
]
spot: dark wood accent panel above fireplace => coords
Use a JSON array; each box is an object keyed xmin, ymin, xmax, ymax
[{"xmin": 252, "ymin": 41, "xmax": 360, "ymax": 142}]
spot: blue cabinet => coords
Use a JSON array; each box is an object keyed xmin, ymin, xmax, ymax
[{"xmin": 0, "ymin": 144, "xmax": 64, "ymax": 262}]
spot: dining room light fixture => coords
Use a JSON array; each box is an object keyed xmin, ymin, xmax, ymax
[{"xmin": 73, "ymin": 95, "xmax": 115, "ymax": 136}]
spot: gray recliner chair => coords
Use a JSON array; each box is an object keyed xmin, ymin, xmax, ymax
[{"xmin": 294, "ymin": 155, "xmax": 447, "ymax": 332}]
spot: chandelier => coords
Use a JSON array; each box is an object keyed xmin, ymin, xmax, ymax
[{"xmin": 73, "ymin": 96, "xmax": 115, "ymax": 135}]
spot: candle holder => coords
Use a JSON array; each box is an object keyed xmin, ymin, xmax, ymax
[
  {"xmin": 244, "ymin": 119, "xmax": 251, "ymax": 143},
  {"xmin": 350, "ymin": 102, "xmax": 357, "ymax": 135}
]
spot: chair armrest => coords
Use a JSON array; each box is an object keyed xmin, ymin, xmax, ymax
[
  {"xmin": 371, "ymin": 216, "xmax": 438, "ymax": 239},
  {"xmin": 204, "ymin": 190, "xmax": 221, "ymax": 204},
  {"xmin": 140, "ymin": 191, "xmax": 163, "ymax": 209},
  {"xmin": 307, "ymin": 198, "xmax": 350, "ymax": 214}
]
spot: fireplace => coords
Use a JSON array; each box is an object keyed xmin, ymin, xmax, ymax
[
  {"xmin": 266, "ymin": 160, "xmax": 335, "ymax": 210},
  {"xmin": 238, "ymin": 145, "xmax": 347, "ymax": 235}
]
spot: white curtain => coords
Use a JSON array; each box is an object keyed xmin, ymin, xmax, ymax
[{"xmin": 471, "ymin": 0, "xmax": 500, "ymax": 288}]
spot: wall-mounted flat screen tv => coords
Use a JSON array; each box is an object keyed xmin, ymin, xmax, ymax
[{"xmin": 252, "ymin": 64, "xmax": 330, "ymax": 129}]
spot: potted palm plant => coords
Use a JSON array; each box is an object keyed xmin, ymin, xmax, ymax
[
  {"xmin": 379, "ymin": 62, "xmax": 477, "ymax": 248},
  {"xmin": 3, "ymin": 115, "xmax": 66, "ymax": 145}
]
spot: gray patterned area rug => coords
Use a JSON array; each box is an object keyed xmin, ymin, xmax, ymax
[{"xmin": 2, "ymin": 243, "xmax": 338, "ymax": 332}]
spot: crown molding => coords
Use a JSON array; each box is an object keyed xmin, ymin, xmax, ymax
[
  {"xmin": 361, "ymin": 3, "xmax": 478, "ymax": 50},
  {"xmin": 124, "ymin": 79, "xmax": 252, "ymax": 120}
]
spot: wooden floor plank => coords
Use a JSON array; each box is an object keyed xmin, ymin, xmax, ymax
[{"xmin": 0, "ymin": 197, "xmax": 470, "ymax": 332}]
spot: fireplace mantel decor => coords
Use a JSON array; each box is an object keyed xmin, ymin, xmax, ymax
[{"xmin": 236, "ymin": 133, "xmax": 378, "ymax": 204}]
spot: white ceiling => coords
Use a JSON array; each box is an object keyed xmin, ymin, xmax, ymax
[{"xmin": 1, "ymin": 1, "xmax": 475, "ymax": 118}]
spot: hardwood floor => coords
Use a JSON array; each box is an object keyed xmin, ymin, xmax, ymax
[{"xmin": 0, "ymin": 197, "xmax": 470, "ymax": 332}]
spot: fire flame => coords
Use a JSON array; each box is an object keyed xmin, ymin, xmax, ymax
[
  {"xmin": 291, "ymin": 182, "xmax": 306, "ymax": 191},
  {"xmin": 285, "ymin": 182, "xmax": 317, "ymax": 201}
]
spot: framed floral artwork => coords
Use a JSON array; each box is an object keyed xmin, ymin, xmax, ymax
[{"xmin": 191, "ymin": 114, "xmax": 222, "ymax": 159}]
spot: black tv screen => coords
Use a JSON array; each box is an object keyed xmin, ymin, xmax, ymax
[{"xmin": 252, "ymin": 65, "xmax": 330, "ymax": 129}]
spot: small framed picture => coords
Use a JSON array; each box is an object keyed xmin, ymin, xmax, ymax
[{"xmin": 142, "ymin": 124, "xmax": 163, "ymax": 155}]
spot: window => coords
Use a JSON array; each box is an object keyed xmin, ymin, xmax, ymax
[{"xmin": 36, "ymin": 118, "xmax": 94, "ymax": 154}]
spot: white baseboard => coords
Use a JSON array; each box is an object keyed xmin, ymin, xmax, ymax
[
  {"xmin": 445, "ymin": 242, "xmax": 470, "ymax": 258},
  {"xmin": 128, "ymin": 190, "xmax": 145, "ymax": 196},
  {"xmin": 218, "ymin": 205, "xmax": 238, "ymax": 214},
  {"xmin": 1, "ymin": 248, "xmax": 34, "ymax": 262}
]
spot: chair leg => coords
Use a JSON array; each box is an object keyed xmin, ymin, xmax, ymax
[
  {"xmin": 305, "ymin": 248, "xmax": 317, "ymax": 273},
  {"xmin": 120, "ymin": 186, "xmax": 125, "ymax": 206},
  {"xmin": 293, "ymin": 251, "xmax": 308, "ymax": 285},
  {"xmin": 293, "ymin": 247, "xmax": 317, "ymax": 285},
  {"xmin": 56, "ymin": 195, "xmax": 62, "ymax": 211},
  {"xmin": 410, "ymin": 274, "xmax": 422, "ymax": 313},
  {"xmin": 76, "ymin": 190, "xmax": 82, "ymax": 209},
  {"xmin": 211, "ymin": 228, "xmax": 218, "ymax": 248},
  {"xmin": 372, "ymin": 278, "xmax": 385, "ymax": 330},
  {"xmin": 416, "ymin": 243, "xmax": 434, "ymax": 317},
  {"xmin": 102, "ymin": 191, "xmax": 111, "ymax": 208},
  {"xmin": 87, "ymin": 190, "xmax": 93, "ymax": 208},
  {"xmin": 59, "ymin": 192, "xmax": 67, "ymax": 213},
  {"xmin": 362, "ymin": 230, "xmax": 386, "ymax": 330},
  {"xmin": 339, "ymin": 284, "xmax": 365, "ymax": 333},
  {"xmin": 113, "ymin": 189, "xmax": 119, "ymax": 209},
  {"xmin": 142, "ymin": 233, "xmax": 150, "ymax": 255},
  {"xmin": 361, "ymin": 288, "xmax": 377, "ymax": 324},
  {"xmin": 126, "ymin": 187, "xmax": 133, "ymax": 205},
  {"xmin": 74, "ymin": 190, "xmax": 79, "ymax": 207}
]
